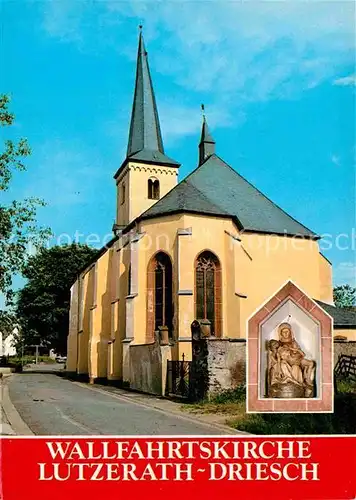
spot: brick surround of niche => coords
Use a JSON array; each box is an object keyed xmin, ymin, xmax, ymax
[{"xmin": 247, "ymin": 281, "xmax": 333, "ymax": 413}]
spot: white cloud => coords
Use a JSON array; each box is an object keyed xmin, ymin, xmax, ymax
[
  {"xmin": 334, "ymin": 261, "xmax": 356, "ymax": 286},
  {"xmin": 333, "ymin": 74, "xmax": 356, "ymax": 87},
  {"xmin": 39, "ymin": 0, "xmax": 355, "ymax": 141},
  {"xmin": 331, "ymin": 154, "xmax": 341, "ymax": 167},
  {"xmin": 160, "ymin": 101, "xmax": 236, "ymax": 143},
  {"xmin": 41, "ymin": 1, "xmax": 355, "ymax": 100},
  {"xmin": 41, "ymin": 0, "xmax": 84, "ymax": 44}
]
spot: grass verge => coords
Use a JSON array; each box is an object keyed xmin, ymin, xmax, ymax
[{"xmin": 183, "ymin": 380, "xmax": 356, "ymax": 434}]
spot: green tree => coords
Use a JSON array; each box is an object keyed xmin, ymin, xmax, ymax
[
  {"xmin": 0, "ymin": 310, "xmax": 17, "ymax": 338},
  {"xmin": 333, "ymin": 284, "xmax": 356, "ymax": 309},
  {"xmin": 0, "ymin": 94, "xmax": 50, "ymax": 306},
  {"xmin": 16, "ymin": 244, "xmax": 97, "ymax": 354}
]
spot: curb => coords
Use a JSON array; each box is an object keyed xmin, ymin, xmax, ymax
[{"xmin": 1, "ymin": 377, "xmax": 34, "ymax": 436}]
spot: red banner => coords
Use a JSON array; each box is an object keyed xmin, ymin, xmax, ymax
[{"xmin": 1, "ymin": 436, "xmax": 355, "ymax": 499}]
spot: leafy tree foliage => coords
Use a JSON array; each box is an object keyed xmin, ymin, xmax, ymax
[
  {"xmin": 0, "ymin": 94, "xmax": 50, "ymax": 306},
  {"xmin": 16, "ymin": 244, "xmax": 97, "ymax": 354},
  {"xmin": 333, "ymin": 284, "xmax": 356, "ymax": 309},
  {"xmin": 0, "ymin": 310, "xmax": 17, "ymax": 338}
]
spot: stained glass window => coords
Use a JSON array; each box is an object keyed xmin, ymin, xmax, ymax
[
  {"xmin": 154, "ymin": 252, "xmax": 173, "ymax": 337},
  {"xmin": 195, "ymin": 251, "xmax": 220, "ymax": 335}
]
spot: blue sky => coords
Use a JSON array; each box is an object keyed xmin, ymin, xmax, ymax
[{"xmin": 1, "ymin": 0, "xmax": 355, "ymax": 296}]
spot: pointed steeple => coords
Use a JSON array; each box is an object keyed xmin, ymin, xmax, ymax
[
  {"xmin": 199, "ymin": 105, "xmax": 215, "ymax": 165},
  {"xmin": 125, "ymin": 28, "xmax": 179, "ymax": 166}
]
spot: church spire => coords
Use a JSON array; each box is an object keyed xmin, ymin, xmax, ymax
[
  {"xmin": 199, "ymin": 105, "xmax": 216, "ymax": 166},
  {"xmin": 125, "ymin": 27, "xmax": 178, "ymax": 167}
]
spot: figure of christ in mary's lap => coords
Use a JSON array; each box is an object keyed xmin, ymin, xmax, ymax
[{"xmin": 267, "ymin": 323, "xmax": 316, "ymax": 398}]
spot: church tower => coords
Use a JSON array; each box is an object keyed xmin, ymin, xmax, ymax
[{"xmin": 114, "ymin": 29, "xmax": 180, "ymax": 228}]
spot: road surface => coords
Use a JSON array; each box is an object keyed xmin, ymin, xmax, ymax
[{"xmin": 7, "ymin": 371, "xmax": 226, "ymax": 435}]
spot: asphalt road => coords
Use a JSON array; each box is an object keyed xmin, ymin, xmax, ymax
[{"xmin": 8, "ymin": 371, "xmax": 224, "ymax": 435}]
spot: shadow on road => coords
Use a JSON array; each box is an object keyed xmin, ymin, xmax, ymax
[{"xmin": 21, "ymin": 363, "xmax": 66, "ymax": 376}]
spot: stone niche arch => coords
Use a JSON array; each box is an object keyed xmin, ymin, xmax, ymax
[{"xmin": 247, "ymin": 281, "xmax": 333, "ymax": 413}]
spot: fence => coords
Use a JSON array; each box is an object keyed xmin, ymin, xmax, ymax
[
  {"xmin": 334, "ymin": 355, "xmax": 356, "ymax": 382},
  {"xmin": 165, "ymin": 355, "xmax": 191, "ymax": 399}
]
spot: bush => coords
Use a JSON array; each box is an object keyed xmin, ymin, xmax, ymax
[
  {"xmin": 209, "ymin": 385, "xmax": 246, "ymax": 404},
  {"xmin": 336, "ymin": 377, "xmax": 356, "ymax": 394},
  {"xmin": 8, "ymin": 355, "xmax": 56, "ymax": 365},
  {"xmin": 38, "ymin": 355, "xmax": 56, "ymax": 363}
]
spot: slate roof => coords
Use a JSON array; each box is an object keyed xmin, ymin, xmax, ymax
[
  {"xmin": 125, "ymin": 32, "xmax": 179, "ymax": 168},
  {"xmin": 199, "ymin": 116, "xmax": 216, "ymax": 166},
  {"xmin": 141, "ymin": 153, "xmax": 318, "ymax": 238},
  {"xmin": 316, "ymin": 300, "xmax": 356, "ymax": 328},
  {"xmin": 199, "ymin": 116, "xmax": 215, "ymax": 146}
]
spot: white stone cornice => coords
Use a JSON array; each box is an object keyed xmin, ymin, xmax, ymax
[{"xmin": 129, "ymin": 164, "xmax": 177, "ymax": 175}]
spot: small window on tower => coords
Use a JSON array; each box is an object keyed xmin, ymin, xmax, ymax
[
  {"xmin": 148, "ymin": 178, "xmax": 160, "ymax": 200},
  {"xmin": 121, "ymin": 183, "xmax": 126, "ymax": 205}
]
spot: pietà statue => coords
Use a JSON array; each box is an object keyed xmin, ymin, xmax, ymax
[{"xmin": 267, "ymin": 322, "xmax": 316, "ymax": 398}]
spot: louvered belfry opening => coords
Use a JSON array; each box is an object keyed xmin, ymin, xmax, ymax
[
  {"xmin": 195, "ymin": 251, "xmax": 222, "ymax": 336},
  {"xmin": 147, "ymin": 252, "xmax": 173, "ymax": 341}
]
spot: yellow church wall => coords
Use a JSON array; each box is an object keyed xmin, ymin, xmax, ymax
[
  {"xmin": 334, "ymin": 329, "xmax": 356, "ymax": 341},
  {"xmin": 120, "ymin": 242, "xmax": 131, "ymax": 340},
  {"xmin": 107, "ymin": 242, "xmax": 124, "ymax": 381},
  {"xmin": 138, "ymin": 214, "xmax": 243, "ymax": 358},
  {"xmin": 238, "ymin": 233, "xmax": 323, "ymax": 337},
  {"xmin": 68, "ymin": 211, "xmax": 334, "ymax": 381},
  {"xmin": 137, "ymin": 214, "xmax": 328, "ymax": 352},
  {"xmin": 116, "ymin": 162, "xmax": 178, "ymax": 227},
  {"xmin": 319, "ymin": 253, "xmax": 333, "ymax": 304},
  {"xmin": 105, "ymin": 238, "xmax": 131, "ymax": 381},
  {"xmin": 66, "ymin": 281, "xmax": 79, "ymax": 373},
  {"xmin": 132, "ymin": 215, "xmax": 180, "ymax": 345},
  {"xmin": 178, "ymin": 341, "xmax": 193, "ymax": 362},
  {"xmin": 116, "ymin": 169, "xmax": 130, "ymax": 227},
  {"xmin": 77, "ymin": 267, "xmax": 94, "ymax": 375},
  {"xmin": 88, "ymin": 249, "xmax": 113, "ymax": 381}
]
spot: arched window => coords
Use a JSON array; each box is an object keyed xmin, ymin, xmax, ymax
[
  {"xmin": 148, "ymin": 178, "xmax": 160, "ymax": 200},
  {"xmin": 147, "ymin": 252, "xmax": 173, "ymax": 340},
  {"xmin": 195, "ymin": 251, "xmax": 222, "ymax": 336}
]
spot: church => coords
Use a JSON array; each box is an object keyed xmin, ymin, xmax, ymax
[{"xmin": 66, "ymin": 31, "xmax": 356, "ymax": 392}]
